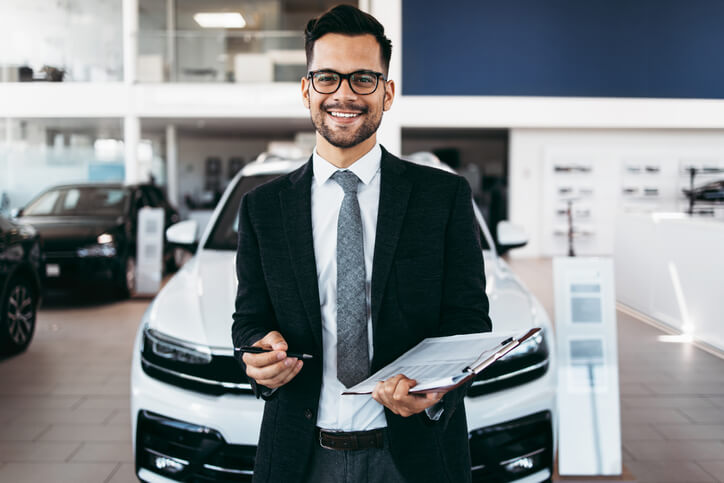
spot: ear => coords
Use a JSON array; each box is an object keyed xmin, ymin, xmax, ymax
[
  {"xmin": 382, "ymin": 79, "xmax": 395, "ymax": 112},
  {"xmin": 301, "ymin": 76, "xmax": 311, "ymax": 109}
]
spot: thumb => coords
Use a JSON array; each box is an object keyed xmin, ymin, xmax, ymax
[
  {"xmin": 426, "ymin": 392, "xmax": 441, "ymax": 402},
  {"xmin": 259, "ymin": 331, "xmax": 287, "ymax": 351}
]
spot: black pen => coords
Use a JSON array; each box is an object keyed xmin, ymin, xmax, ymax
[{"xmin": 235, "ymin": 346, "xmax": 314, "ymax": 360}]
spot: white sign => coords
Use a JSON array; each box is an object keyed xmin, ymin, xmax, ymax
[
  {"xmin": 554, "ymin": 257, "xmax": 621, "ymax": 476},
  {"xmin": 136, "ymin": 207, "xmax": 164, "ymax": 295}
]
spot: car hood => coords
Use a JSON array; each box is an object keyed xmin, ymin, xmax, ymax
[
  {"xmin": 147, "ymin": 250, "xmax": 538, "ymax": 350},
  {"xmin": 147, "ymin": 250, "xmax": 238, "ymax": 349},
  {"xmin": 18, "ymin": 216, "xmax": 123, "ymax": 251}
]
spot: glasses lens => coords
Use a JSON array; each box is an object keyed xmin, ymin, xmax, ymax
[
  {"xmin": 312, "ymin": 71, "xmax": 340, "ymax": 93},
  {"xmin": 350, "ymin": 72, "xmax": 378, "ymax": 94}
]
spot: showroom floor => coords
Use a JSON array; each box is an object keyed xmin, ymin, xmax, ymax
[{"xmin": 0, "ymin": 259, "xmax": 722, "ymax": 483}]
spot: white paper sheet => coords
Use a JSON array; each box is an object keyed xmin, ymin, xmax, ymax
[{"xmin": 343, "ymin": 330, "xmax": 527, "ymax": 394}]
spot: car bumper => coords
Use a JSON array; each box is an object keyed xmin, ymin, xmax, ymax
[
  {"xmin": 131, "ymin": 326, "xmax": 556, "ymax": 483},
  {"xmin": 42, "ymin": 252, "xmax": 118, "ymax": 285}
]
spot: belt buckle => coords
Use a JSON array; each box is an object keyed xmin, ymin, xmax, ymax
[{"xmin": 319, "ymin": 430, "xmax": 336, "ymax": 450}]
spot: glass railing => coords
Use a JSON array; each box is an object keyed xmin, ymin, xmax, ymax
[
  {"xmin": 137, "ymin": 30, "xmax": 307, "ymax": 83},
  {"xmin": 0, "ymin": 57, "xmax": 123, "ymax": 83}
]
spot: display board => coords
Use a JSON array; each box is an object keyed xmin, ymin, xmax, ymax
[
  {"xmin": 554, "ymin": 257, "xmax": 621, "ymax": 476},
  {"xmin": 136, "ymin": 207, "xmax": 164, "ymax": 295}
]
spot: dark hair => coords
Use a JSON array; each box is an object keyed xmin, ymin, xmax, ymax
[{"xmin": 304, "ymin": 5, "xmax": 392, "ymax": 74}]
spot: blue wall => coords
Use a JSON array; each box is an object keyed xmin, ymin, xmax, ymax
[{"xmin": 402, "ymin": 0, "xmax": 724, "ymax": 98}]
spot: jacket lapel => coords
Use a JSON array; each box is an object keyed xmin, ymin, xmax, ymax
[
  {"xmin": 280, "ymin": 160, "xmax": 323, "ymax": 353},
  {"xmin": 370, "ymin": 149, "xmax": 412, "ymax": 334}
]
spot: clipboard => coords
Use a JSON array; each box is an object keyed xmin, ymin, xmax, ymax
[{"xmin": 342, "ymin": 328, "xmax": 542, "ymax": 395}]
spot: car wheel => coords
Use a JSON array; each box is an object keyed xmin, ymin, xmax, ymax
[
  {"xmin": 117, "ymin": 255, "xmax": 136, "ymax": 298},
  {"xmin": 0, "ymin": 277, "xmax": 37, "ymax": 355}
]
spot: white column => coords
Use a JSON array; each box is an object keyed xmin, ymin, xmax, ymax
[
  {"xmin": 166, "ymin": 0, "xmax": 176, "ymax": 81},
  {"xmin": 370, "ymin": 0, "xmax": 402, "ymax": 155},
  {"xmin": 123, "ymin": 0, "xmax": 140, "ymax": 184},
  {"xmin": 123, "ymin": 0, "xmax": 138, "ymax": 84},
  {"xmin": 124, "ymin": 116, "xmax": 141, "ymax": 184},
  {"xmin": 165, "ymin": 124, "xmax": 179, "ymax": 206}
]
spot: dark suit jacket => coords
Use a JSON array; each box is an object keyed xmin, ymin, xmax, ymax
[{"xmin": 232, "ymin": 147, "xmax": 492, "ymax": 483}]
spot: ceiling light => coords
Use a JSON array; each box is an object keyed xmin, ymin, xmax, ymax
[{"xmin": 193, "ymin": 12, "xmax": 246, "ymax": 28}]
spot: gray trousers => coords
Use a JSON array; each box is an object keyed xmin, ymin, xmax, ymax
[{"xmin": 304, "ymin": 430, "xmax": 408, "ymax": 483}]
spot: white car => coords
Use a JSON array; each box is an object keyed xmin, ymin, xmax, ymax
[{"xmin": 131, "ymin": 153, "xmax": 557, "ymax": 483}]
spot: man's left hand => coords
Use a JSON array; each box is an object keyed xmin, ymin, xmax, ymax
[{"xmin": 371, "ymin": 374, "xmax": 446, "ymax": 417}]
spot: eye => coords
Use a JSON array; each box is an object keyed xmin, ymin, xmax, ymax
[
  {"xmin": 353, "ymin": 73, "xmax": 375, "ymax": 84},
  {"xmin": 314, "ymin": 72, "xmax": 338, "ymax": 84}
]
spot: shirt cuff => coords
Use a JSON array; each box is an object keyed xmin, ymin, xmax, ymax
[{"xmin": 424, "ymin": 401, "xmax": 445, "ymax": 421}]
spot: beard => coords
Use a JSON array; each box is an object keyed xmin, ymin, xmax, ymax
[{"xmin": 311, "ymin": 100, "xmax": 383, "ymax": 149}]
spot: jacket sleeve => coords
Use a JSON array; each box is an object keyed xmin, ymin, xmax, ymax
[
  {"xmin": 430, "ymin": 176, "xmax": 492, "ymax": 429},
  {"xmin": 231, "ymin": 192, "xmax": 279, "ymax": 399}
]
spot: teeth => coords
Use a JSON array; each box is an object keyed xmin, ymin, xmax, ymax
[{"xmin": 330, "ymin": 112, "xmax": 359, "ymax": 118}]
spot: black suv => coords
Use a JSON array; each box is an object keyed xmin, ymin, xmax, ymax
[
  {"xmin": 16, "ymin": 183, "xmax": 179, "ymax": 297},
  {"xmin": 0, "ymin": 214, "xmax": 42, "ymax": 355}
]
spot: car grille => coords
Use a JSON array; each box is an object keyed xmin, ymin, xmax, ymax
[
  {"xmin": 136, "ymin": 410, "xmax": 255, "ymax": 482},
  {"xmin": 141, "ymin": 334, "xmax": 253, "ymax": 396},
  {"xmin": 44, "ymin": 250, "xmax": 79, "ymax": 259},
  {"xmin": 469, "ymin": 411, "xmax": 553, "ymax": 482},
  {"xmin": 468, "ymin": 334, "xmax": 550, "ymax": 397}
]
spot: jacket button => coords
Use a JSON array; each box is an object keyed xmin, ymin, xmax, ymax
[{"xmin": 304, "ymin": 409, "xmax": 313, "ymax": 420}]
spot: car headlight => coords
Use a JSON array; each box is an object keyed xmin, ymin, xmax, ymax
[
  {"xmin": 97, "ymin": 233, "xmax": 114, "ymax": 244},
  {"xmin": 77, "ymin": 242, "xmax": 117, "ymax": 258},
  {"xmin": 469, "ymin": 330, "xmax": 549, "ymax": 397},
  {"xmin": 143, "ymin": 326, "xmax": 212, "ymax": 365},
  {"xmin": 139, "ymin": 322, "xmax": 252, "ymax": 396}
]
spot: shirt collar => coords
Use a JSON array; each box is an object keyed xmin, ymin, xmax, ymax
[{"xmin": 312, "ymin": 143, "xmax": 381, "ymax": 187}]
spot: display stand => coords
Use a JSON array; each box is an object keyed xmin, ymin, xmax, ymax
[
  {"xmin": 136, "ymin": 207, "xmax": 164, "ymax": 295},
  {"xmin": 554, "ymin": 257, "xmax": 622, "ymax": 477}
]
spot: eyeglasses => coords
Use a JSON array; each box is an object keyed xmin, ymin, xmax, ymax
[{"xmin": 307, "ymin": 69, "xmax": 386, "ymax": 95}]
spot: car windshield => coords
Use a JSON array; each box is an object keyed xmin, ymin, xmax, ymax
[
  {"xmin": 24, "ymin": 187, "xmax": 128, "ymax": 217},
  {"xmin": 205, "ymin": 172, "xmax": 492, "ymax": 252},
  {"xmin": 205, "ymin": 174, "xmax": 284, "ymax": 250}
]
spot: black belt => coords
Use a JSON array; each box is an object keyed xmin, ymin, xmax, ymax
[{"xmin": 317, "ymin": 428, "xmax": 385, "ymax": 450}]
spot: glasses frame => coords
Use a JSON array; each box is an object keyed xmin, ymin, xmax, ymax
[{"xmin": 307, "ymin": 69, "xmax": 386, "ymax": 95}]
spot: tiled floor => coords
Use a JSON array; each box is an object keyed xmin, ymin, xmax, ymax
[
  {"xmin": 508, "ymin": 257, "xmax": 724, "ymax": 483},
  {"xmin": 0, "ymin": 289, "xmax": 142, "ymax": 483},
  {"xmin": 0, "ymin": 259, "xmax": 722, "ymax": 482}
]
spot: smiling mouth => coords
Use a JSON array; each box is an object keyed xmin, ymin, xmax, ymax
[{"xmin": 328, "ymin": 111, "xmax": 361, "ymax": 119}]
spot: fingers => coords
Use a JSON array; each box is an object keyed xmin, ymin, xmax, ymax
[
  {"xmin": 256, "ymin": 330, "xmax": 288, "ymax": 351},
  {"xmin": 255, "ymin": 359, "xmax": 304, "ymax": 389},
  {"xmin": 243, "ymin": 331, "xmax": 303, "ymax": 389},
  {"xmin": 242, "ymin": 348, "xmax": 286, "ymax": 367},
  {"xmin": 371, "ymin": 374, "xmax": 442, "ymax": 417}
]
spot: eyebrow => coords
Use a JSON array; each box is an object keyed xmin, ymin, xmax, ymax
[{"xmin": 314, "ymin": 68, "xmax": 378, "ymax": 73}]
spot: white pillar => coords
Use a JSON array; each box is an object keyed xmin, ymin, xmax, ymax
[
  {"xmin": 165, "ymin": 124, "xmax": 179, "ymax": 206},
  {"xmin": 166, "ymin": 0, "xmax": 176, "ymax": 81},
  {"xmin": 123, "ymin": 0, "xmax": 138, "ymax": 84},
  {"xmin": 124, "ymin": 116, "xmax": 141, "ymax": 184},
  {"xmin": 123, "ymin": 0, "xmax": 140, "ymax": 184},
  {"xmin": 370, "ymin": 0, "xmax": 402, "ymax": 155}
]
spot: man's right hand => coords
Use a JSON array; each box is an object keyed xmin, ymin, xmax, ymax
[{"xmin": 242, "ymin": 331, "xmax": 303, "ymax": 389}]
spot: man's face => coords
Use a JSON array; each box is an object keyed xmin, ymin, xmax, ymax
[{"xmin": 302, "ymin": 33, "xmax": 394, "ymax": 149}]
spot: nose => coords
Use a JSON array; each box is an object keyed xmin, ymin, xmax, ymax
[{"xmin": 332, "ymin": 76, "xmax": 359, "ymax": 101}]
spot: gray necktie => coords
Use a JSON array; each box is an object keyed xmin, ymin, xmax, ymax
[{"xmin": 332, "ymin": 170, "xmax": 370, "ymax": 388}]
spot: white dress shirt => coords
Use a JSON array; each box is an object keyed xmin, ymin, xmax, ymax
[{"xmin": 312, "ymin": 143, "xmax": 387, "ymax": 431}]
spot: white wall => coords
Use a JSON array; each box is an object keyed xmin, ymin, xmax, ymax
[
  {"xmin": 176, "ymin": 134, "xmax": 292, "ymax": 206},
  {"xmin": 509, "ymin": 129, "xmax": 724, "ymax": 258}
]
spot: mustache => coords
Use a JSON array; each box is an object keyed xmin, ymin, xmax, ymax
[{"xmin": 322, "ymin": 103, "xmax": 369, "ymax": 113}]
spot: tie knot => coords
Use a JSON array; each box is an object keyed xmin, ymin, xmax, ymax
[{"xmin": 332, "ymin": 170, "xmax": 361, "ymax": 194}]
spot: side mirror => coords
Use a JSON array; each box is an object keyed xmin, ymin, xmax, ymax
[
  {"xmin": 166, "ymin": 220, "xmax": 199, "ymax": 251},
  {"xmin": 10, "ymin": 208, "xmax": 22, "ymax": 218},
  {"xmin": 496, "ymin": 221, "xmax": 528, "ymax": 250}
]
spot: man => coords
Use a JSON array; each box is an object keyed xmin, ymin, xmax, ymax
[{"xmin": 232, "ymin": 5, "xmax": 491, "ymax": 482}]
